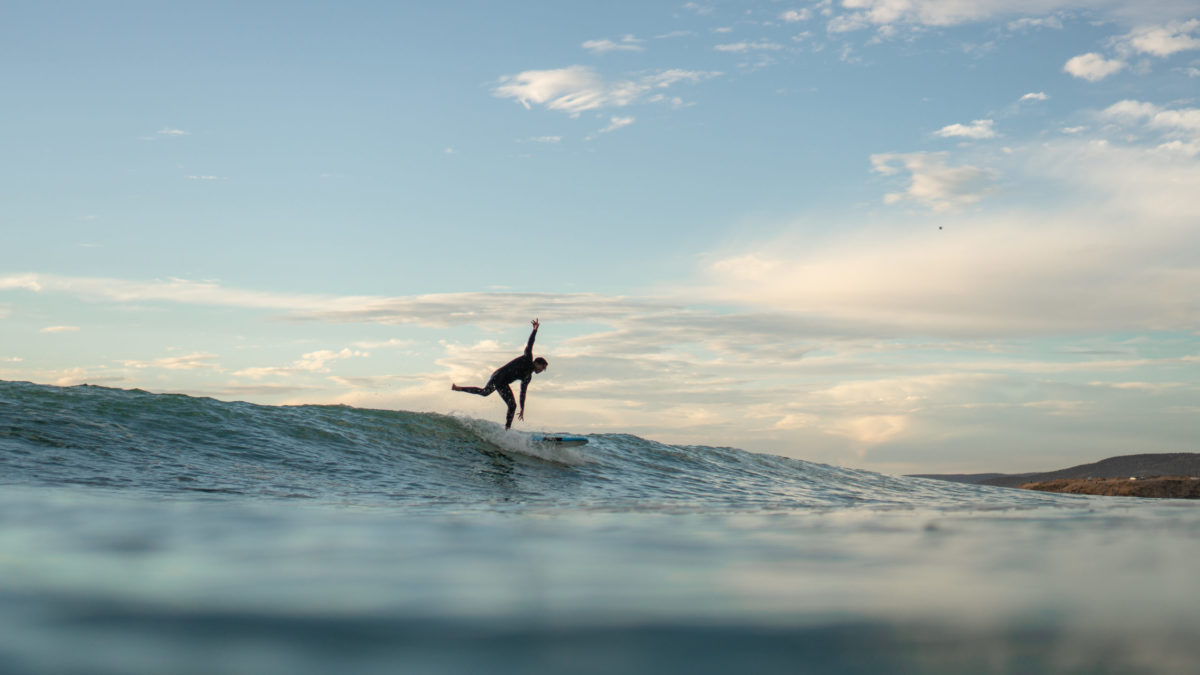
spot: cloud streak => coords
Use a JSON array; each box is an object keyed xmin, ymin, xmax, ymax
[
  {"xmin": 582, "ymin": 35, "xmax": 645, "ymax": 53},
  {"xmin": 493, "ymin": 66, "xmax": 718, "ymax": 116},
  {"xmin": 935, "ymin": 119, "xmax": 997, "ymax": 140},
  {"xmin": 123, "ymin": 352, "xmax": 221, "ymax": 371}
]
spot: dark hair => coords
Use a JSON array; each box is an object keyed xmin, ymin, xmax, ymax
[{"xmin": 534, "ymin": 357, "xmax": 548, "ymax": 367}]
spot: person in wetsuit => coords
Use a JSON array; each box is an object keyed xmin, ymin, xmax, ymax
[{"xmin": 452, "ymin": 318, "xmax": 548, "ymax": 430}]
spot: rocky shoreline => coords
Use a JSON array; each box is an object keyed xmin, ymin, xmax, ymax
[{"xmin": 1020, "ymin": 476, "xmax": 1200, "ymax": 499}]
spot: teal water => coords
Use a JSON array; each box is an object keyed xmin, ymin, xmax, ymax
[{"xmin": 2, "ymin": 380, "xmax": 1199, "ymax": 673}]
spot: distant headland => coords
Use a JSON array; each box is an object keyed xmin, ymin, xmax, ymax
[{"xmin": 912, "ymin": 453, "xmax": 1200, "ymax": 499}]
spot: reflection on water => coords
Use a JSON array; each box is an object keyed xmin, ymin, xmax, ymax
[{"xmin": 2, "ymin": 487, "xmax": 1199, "ymax": 674}]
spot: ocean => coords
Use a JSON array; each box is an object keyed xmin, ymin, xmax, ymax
[{"xmin": 2, "ymin": 379, "xmax": 1198, "ymax": 674}]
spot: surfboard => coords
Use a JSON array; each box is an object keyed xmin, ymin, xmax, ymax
[{"xmin": 533, "ymin": 434, "xmax": 588, "ymax": 447}]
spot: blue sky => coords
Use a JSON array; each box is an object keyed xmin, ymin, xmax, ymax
[{"xmin": 3, "ymin": 1, "xmax": 1199, "ymax": 474}]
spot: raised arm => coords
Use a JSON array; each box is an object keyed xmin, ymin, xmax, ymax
[{"xmin": 524, "ymin": 318, "xmax": 539, "ymax": 357}]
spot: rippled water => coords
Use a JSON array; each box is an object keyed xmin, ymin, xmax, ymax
[{"xmin": 2, "ymin": 380, "xmax": 1198, "ymax": 673}]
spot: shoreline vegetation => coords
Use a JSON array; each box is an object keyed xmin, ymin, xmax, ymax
[{"xmin": 1020, "ymin": 476, "xmax": 1200, "ymax": 499}]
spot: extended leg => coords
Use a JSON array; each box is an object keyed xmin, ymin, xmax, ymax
[{"xmin": 453, "ymin": 380, "xmax": 496, "ymax": 396}]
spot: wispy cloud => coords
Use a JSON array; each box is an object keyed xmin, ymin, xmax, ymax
[
  {"xmin": 582, "ymin": 35, "xmax": 645, "ymax": 53},
  {"xmin": 1007, "ymin": 16, "xmax": 1063, "ymax": 32},
  {"xmin": 780, "ymin": 9, "xmax": 811, "ymax": 23},
  {"xmin": 123, "ymin": 352, "xmax": 221, "ymax": 371},
  {"xmin": 1019, "ymin": 92, "xmax": 1049, "ymax": 102},
  {"xmin": 597, "ymin": 116, "xmax": 636, "ymax": 134},
  {"xmin": 140, "ymin": 128, "xmax": 190, "ymax": 141},
  {"xmin": 0, "ymin": 272, "xmax": 676, "ymax": 328},
  {"xmin": 934, "ymin": 119, "xmax": 997, "ymax": 140},
  {"xmin": 493, "ymin": 65, "xmax": 719, "ymax": 116},
  {"xmin": 714, "ymin": 40, "xmax": 785, "ymax": 53},
  {"xmin": 40, "ymin": 325, "xmax": 80, "ymax": 333}
]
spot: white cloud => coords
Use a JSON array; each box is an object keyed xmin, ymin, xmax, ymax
[
  {"xmin": 493, "ymin": 66, "xmax": 718, "ymax": 116},
  {"xmin": 1108, "ymin": 100, "xmax": 1200, "ymax": 135},
  {"xmin": 1119, "ymin": 19, "xmax": 1200, "ymax": 57},
  {"xmin": 1101, "ymin": 99, "xmax": 1200, "ymax": 154},
  {"xmin": 1020, "ymin": 92, "xmax": 1049, "ymax": 102},
  {"xmin": 582, "ymin": 35, "xmax": 645, "ymax": 54},
  {"xmin": 40, "ymin": 326, "xmax": 80, "ymax": 333},
  {"xmin": 1063, "ymin": 52, "xmax": 1126, "ymax": 81},
  {"xmin": 934, "ymin": 119, "xmax": 997, "ymax": 139},
  {"xmin": 524, "ymin": 136, "xmax": 562, "ymax": 143},
  {"xmin": 781, "ymin": 9, "xmax": 811, "ymax": 23},
  {"xmin": 123, "ymin": 352, "xmax": 221, "ymax": 371},
  {"xmin": 707, "ymin": 138, "xmax": 1200, "ymax": 337},
  {"xmin": 832, "ymin": 0, "xmax": 1039, "ymax": 30},
  {"xmin": 157, "ymin": 128, "xmax": 189, "ymax": 137},
  {"xmin": 1102, "ymin": 99, "xmax": 1163, "ymax": 122},
  {"xmin": 831, "ymin": 1, "xmax": 1196, "ymax": 31},
  {"xmin": 871, "ymin": 152, "xmax": 997, "ymax": 212}
]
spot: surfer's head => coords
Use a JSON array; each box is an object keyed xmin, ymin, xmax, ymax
[{"xmin": 533, "ymin": 357, "xmax": 548, "ymax": 374}]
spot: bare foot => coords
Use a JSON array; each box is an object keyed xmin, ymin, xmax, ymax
[{"xmin": 451, "ymin": 383, "xmax": 460, "ymax": 391}]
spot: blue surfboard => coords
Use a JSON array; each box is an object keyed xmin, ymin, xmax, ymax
[{"xmin": 533, "ymin": 434, "xmax": 588, "ymax": 447}]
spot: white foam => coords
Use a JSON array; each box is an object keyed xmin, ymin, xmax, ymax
[{"xmin": 451, "ymin": 414, "xmax": 588, "ymax": 466}]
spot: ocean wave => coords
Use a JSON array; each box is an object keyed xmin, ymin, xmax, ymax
[{"xmin": 0, "ymin": 380, "xmax": 1072, "ymax": 512}]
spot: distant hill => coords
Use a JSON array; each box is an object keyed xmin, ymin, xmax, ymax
[
  {"xmin": 1020, "ymin": 477, "xmax": 1200, "ymax": 499},
  {"xmin": 914, "ymin": 453, "xmax": 1200, "ymax": 488}
]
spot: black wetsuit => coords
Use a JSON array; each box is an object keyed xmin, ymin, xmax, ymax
[{"xmin": 455, "ymin": 325, "xmax": 538, "ymax": 429}]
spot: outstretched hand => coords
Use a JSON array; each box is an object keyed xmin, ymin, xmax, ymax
[{"xmin": 531, "ymin": 318, "xmax": 540, "ymax": 330}]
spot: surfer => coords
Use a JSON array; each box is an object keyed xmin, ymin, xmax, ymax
[{"xmin": 452, "ymin": 318, "xmax": 548, "ymax": 430}]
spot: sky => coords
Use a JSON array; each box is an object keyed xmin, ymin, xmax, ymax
[{"xmin": 3, "ymin": 1, "xmax": 1199, "ymax": 475}]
